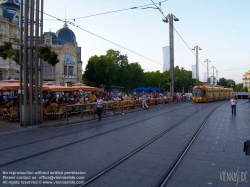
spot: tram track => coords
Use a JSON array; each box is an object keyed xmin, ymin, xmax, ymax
[
  {"xmin": 0, "ymin": 103, "xmax": 197, "ymax": 168},
  {"xmin": 156, "ymin": 103, "xmax": 223, "ymax": 187},
  {"xmin": 75, "ymin": 102, "xmax": 223, "ymax": 187},
  {"xmin": 0, "ymin": 103, "xmax": 192, "ymax": 152}
]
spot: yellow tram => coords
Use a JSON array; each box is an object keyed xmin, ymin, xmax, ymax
[{"xmin": 192, "ymin": 85, "xmax": 234, "ymax": 103}]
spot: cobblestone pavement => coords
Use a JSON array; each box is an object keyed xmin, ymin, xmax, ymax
[{"xmin": 167, "ymin": 100, "xmax": 250, "ymax": 187}]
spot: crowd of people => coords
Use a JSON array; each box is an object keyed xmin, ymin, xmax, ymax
[{"xmin": 0, "ymin": 90, "xmax": 193, "ymax": 122}]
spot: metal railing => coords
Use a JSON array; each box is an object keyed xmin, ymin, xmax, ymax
[{"xmin": 51, "ymin": 99, "xmax": 166, "ymax": 124}]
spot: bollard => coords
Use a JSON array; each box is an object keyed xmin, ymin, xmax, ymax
[{"xmin": 243, "ymin": 140, "xmax": 250, "ymax": 156}]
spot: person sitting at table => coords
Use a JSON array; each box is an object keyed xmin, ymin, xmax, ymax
[
  {"xmin": 5, "ymin": 99, "xmax": 12, "ymax": 108},
  {"xmin": 3, "ymin": 108, "xmax": 9, "ymax": 115},
  {"xmin": 73, "ymin": 95, "xmax": 79, "ymax": 104},
  {"xmin": 68, "ymin": 99, "xmax": 73, "ymax": 105},
  {"xmin": 124, "ymin": 94, "xmax": 129, "ymax": 100},
  {"xmin": 117, "ymin": 93, "xmax": 123, "ymax": 101},
  {"xmin": 84, "ymin": 97, "xmax": 90, "ymax": 104},
  {"xmin": 152, "ymin": 90, "xmax": 158, "ymax": 105},
  {"xmin": 79, "ymin": 96, "xmax": 84, "ymax": 104}
]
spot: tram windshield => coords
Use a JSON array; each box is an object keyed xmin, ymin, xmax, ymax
[{"xmin": 193, "ymin": 88, "xmax": 206, "ymax": 97}]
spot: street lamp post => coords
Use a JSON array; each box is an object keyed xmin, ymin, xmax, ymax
[
  {"xmin": 163, "ymin": 14, "xmax": 179, "ymax": 100},
  {"xmin": 204, "ymin": 59, "xmax": 211, "ymax": 83},
  {"xmin": 211, "ymin": 66, "xmax": 216, "ymax": 84},
  {"xmin": 192, "ymin": 46, "xmax": 202, "ymax": 84}
]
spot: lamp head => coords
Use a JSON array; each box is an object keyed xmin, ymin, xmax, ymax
[
  {"xmin": 162, "ymin": 17, "xmax": 168, "ymax": 23},
  {"xmin": 174, "ymin": 17, "xmax": 179, "ymax": 21},
  {"xmin": 199, "ymin": 48, "xmax": 202, "ymax": 50}
]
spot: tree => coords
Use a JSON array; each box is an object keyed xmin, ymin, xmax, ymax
[
  {"xmin": 218, "ymin": 77, "xmax": 236, "ymax": 88},
  {"xmin": 84, "ymin": 55, "xmax": 98, "ymax": 86},
  {"xmin": 235, "ymin": 83, "xmax": 243, "ymax": 91},
  {"xmin": 243, "ymin": 87, "xmax": 248, "ymax": 92},
  {"xmin": 124, "ymin": 62, "xmax": 144, "ymax": 92},
  {"xmin": 84, "ymin": 49, "xmax": 144, "ymax": 91}
]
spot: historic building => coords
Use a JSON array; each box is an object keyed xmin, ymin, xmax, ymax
[
  {"xmin": 243, "ymin": 70, "xmax": 250, "ymax": 89},
  {"xmin": 0, "ymin": 0, "xmax": 83, "ymax": 84},
  {"xmin": 42, "ymin": 23, "xmax": 83, "ymax": 86},
  {"xmin": 0, "ymin": 0, "xmax": 20, "ymax": 80}
]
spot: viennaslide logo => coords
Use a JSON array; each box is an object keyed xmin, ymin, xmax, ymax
[{"xmin": 220, "ymin": 167, "xmax": 248, "ymax": 186}]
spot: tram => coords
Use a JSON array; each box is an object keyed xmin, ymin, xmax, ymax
[{"xmin": 192, "ymin": 85, "xmax": 234, "ymax": 103}]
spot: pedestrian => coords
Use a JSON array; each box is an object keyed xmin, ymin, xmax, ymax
[
  {"xmin": 142, "ymin": 92, "xmax": 149, "ymax": 109},
  {"xmin": 230, "ymin": 96, "xmax": 237, "ymax": 115},
  {"xmin": 96, "ymin": 95, "xmax": 104, "ymax": 121},
  {"xmin": 248, "ymin": 94, "xmax": 250, "ymax": 102}
]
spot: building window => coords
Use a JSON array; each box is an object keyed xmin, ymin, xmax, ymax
[
  {"xmin": 64, "ymin": 54, "xmax": 72, "ymax": 63},
  {"xmin": 68, "ymin": 66, "xmax": 73, "ymax": 76},
  {"xmin": 13, "ymin": 42, "xmax": 18, "ymax": 50},
  {"xmin": 77, "ymin": 47, "xmax": 81, "ymax": 61},
  {"xmin": 13, "ymin": 72, "xmax": 19, "ymax": 79},
  {"xmin": 63, "ymin": 66, "xmax": 73, "ymax": 76},
  {"xmin": 13, "ymin": 61, "xmax": 19, "ymax": 66},
  {"xmin": 64, "ymin": 66, "xmax": 67, "ymax": 75},
  {"xmin": 15, "ymin": 28, "xmax": 19, "ymax": 35},
  {"xmin": 43, "ymin": 66, "xmax": 55, "ymax": 76},
  {"xmin": 46, "ymin": 39, "xmax": 50, "ymax": 46},
  {"xmin": 14, "ymin": 16, "xmax": 19, "ymax": 25}
]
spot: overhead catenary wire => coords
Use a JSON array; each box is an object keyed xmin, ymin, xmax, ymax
[
  {"xmin": 19, "ymin": 1, "xmax": 164, "ymax": 66},
  {"xmin": 43, "ymin": 0, "xmax": 168, "ymax": 20},
  {"xmin": 21, "ymin": 1, "xmax": 247, "ymax": 75},
  {"xmin": 219, "ymin": 64, "xmax": 250, "ymax": 72},
  {"xmin": 150, "ymin": 0, "xmax": 208, "ymax": 70}
]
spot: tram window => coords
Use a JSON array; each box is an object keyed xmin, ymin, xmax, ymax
[
  {"xmin": 193, "ymin": 88, "xmax": 201, "ymax": 97},
  {"xmin": 193, "ymin": 88, "xmax": 206, "ymax": 97},
  {"xmin": 203, "ymin": 90, "xmax": 206, "ymax": 95}
]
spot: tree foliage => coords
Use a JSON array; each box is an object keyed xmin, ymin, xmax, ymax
[
  {"xmin": 235, "ymin": 83, "xmax": 243, "ymax": 91},
  {"xmin": 218, "ymin": 77, "xmax": 236, "ymax": 88},
  {"xmin": 84, "ymin": 49, "xmax": 237, "ymax": 93},
  {"xmin": 83, "ymin": 49, "xmax": 144, "ymax": 92}
]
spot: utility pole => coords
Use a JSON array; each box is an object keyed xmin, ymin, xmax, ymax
[
  {"xmin": 216, "ymin": 69, "xmax": 218, "ymax": 84},
  {"xmin": 211, "ymin": 66, "xmax": 216, "ymax": 85},
  {"xmin": 204, "ymin": 59, "xmax": 210, "ymax": 83},
  {"xmin": 163, "ymin": 14, "xmax": 179, "ymax": 100},
  {"xmin": 192, "ymin": 46, "xmax": 202, "ymax": 84}
]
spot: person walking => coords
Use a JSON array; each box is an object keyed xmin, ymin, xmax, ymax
[
  {"xmin": 142, "ymin": 92, "xmax": 149, "ymax": 109},
  {"xmin": 248, "ymin": 94, "xmax": 250, "ymax": 102},
  {"xmin": 96, "ymin": 95, "xmax": 104, "ymax": 121},
  {"xmin": 230, "ymin": 96, "xmax": 237, "ymax": 115}
]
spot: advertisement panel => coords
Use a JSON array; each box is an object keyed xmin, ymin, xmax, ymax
[
  {"xmin": 192, "ymin": 65, "xmax": 196, "ymax": 79},
  {"xmin": 163, "ymin": 46, "xmax": 170, "ymax": 71}
]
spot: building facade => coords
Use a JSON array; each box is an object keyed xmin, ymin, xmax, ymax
[
  {"xmin": 0, "ymin": 0, "xmax": 83, "ymax": 84},
  {"xmin": 0, "ymin": 0, "xmax": 20, "ymax": 81},
  {"xmin": 243, "ymin": 70, "xmax": 250, "ymax": 89},
  {"xmin": 42, "ymin": 23, "xmax": 83, "ymax": 86}
]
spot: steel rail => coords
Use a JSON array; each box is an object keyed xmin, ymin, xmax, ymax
[
  {"xmin": 76, "ymin": 103, "xmax": 219, "ymax": 187},
  {"xmin": 156, "ymin": 103, "xmax": 224, "ymax": 187},
  {"xmin": 0, "ymin": 104, "xmax": 195, "ymax": 168},
  {"xmin": 0, "ymin": 103, "xmax": 192, "ymax": 152}
]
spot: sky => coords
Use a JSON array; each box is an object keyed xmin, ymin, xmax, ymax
[{"xmin": 43, "ymin": 0, "xmax": 250, "ymax": 84}]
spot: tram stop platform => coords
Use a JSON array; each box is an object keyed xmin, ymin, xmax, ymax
[{"xmin": 167, "ymin": 100, "xmax": 250, "ymax": 187}]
